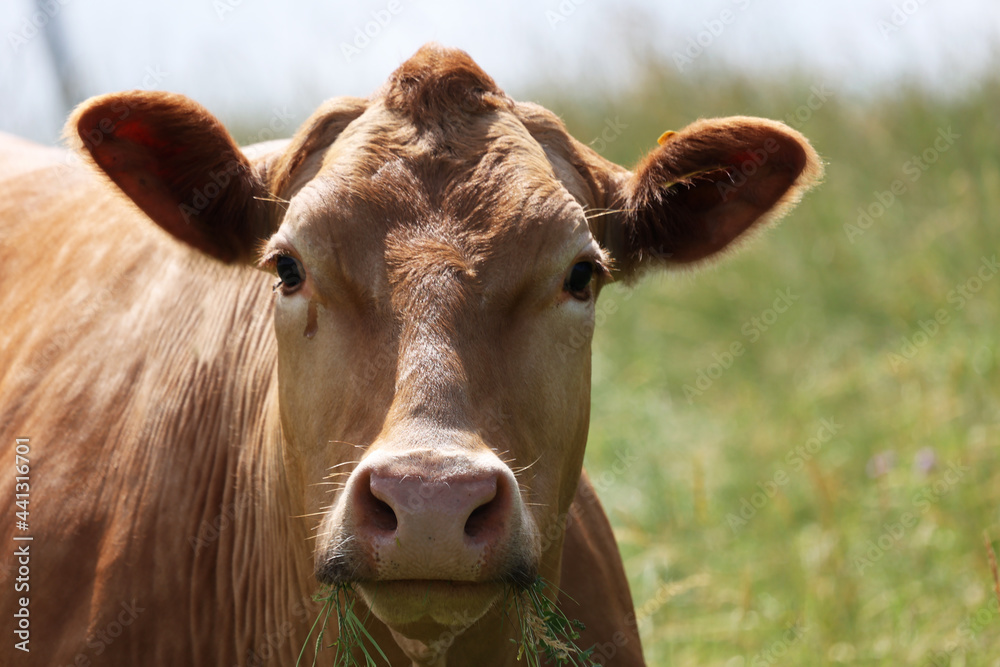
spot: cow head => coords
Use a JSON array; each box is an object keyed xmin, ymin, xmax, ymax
[{"xmin": 69, "ymin": 44, "xmax": 820, "ymax": 660}]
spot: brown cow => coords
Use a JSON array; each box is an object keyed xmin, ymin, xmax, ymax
[{"xmin": 0, "ymin": 45, "xmax": 820, "ymax": 666}]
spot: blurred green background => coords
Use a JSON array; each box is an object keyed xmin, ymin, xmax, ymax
[
  {"xmin": 535, "ymin": 66, "xmax": 1000, "ymax": 664},
  {"xmin": 8, "ymin": 0, "xmax": 1000, "ymax": 663}
]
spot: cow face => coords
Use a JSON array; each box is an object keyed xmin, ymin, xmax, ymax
[
  {"xmin": 70, "ymin": 44, "xmax": 820, "ymax": 653},
  {"xmin": 263, "ymin": 101, "xmax": 606, "ymax": 632}
]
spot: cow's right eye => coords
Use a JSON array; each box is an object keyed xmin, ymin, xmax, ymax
[
  {"xmin": 564, "ymin": 261, "xmax": 594, "ymax": 299},
  {"xmin": 275, "ymin": 255, "xmax": 305, "ymax": 293}
]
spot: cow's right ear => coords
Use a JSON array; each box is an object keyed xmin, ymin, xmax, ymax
[{"xmin": 67, "ymin": 91, "xmax": 274, "ymax": 264}]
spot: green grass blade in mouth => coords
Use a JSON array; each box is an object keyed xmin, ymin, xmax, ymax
[
  {"xmin": 297, "ymin": 583, "xmax": 389, "ymax": 667},
  {"xmin": 509, "ymin": 577, "xmax": 598, "ymax": 667},
  {"xmin": 298, "ymin": 577, "xmax": 598, "ymax": 665},
  {"xmin": 297, "ymin": 585, "xmax": 333, "ymax": 667}
]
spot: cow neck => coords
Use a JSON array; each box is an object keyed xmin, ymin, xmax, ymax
[{"xmin": 190, "ymin": 269, "xmax": 321, "ymax": 665}]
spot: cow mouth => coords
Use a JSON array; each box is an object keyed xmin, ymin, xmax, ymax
[{"xmin": 353, "ymin": 579, "xmax": 505, "ymax": 628}]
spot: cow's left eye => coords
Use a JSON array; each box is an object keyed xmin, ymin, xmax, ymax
[
  {"xmin": 274, "ymin": 255, "xmax": 305, "ymax": 293},
  {"xmin": 564, "ymin": 261, "xmax": 594, "ymax": 299}
]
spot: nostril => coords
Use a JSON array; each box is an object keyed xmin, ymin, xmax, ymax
[
  {"xmin": 464, "ymin": 500, "xmax": 497, "ymax": 538},
  {"xmin": 463, "ymin": 475, "xmax": 508, "ymax": 540},
  {"xmin": 368, "ymin": 497, "xmax": 398, "ymax": 533},
  {"xmin": 355, "ymin": 472, "xmax": 398, "ymax": 535}
]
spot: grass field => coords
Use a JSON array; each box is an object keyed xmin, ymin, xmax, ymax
[{"xmin": 534, "ymin": 66, "xmax": 1000, "ymax": 665}]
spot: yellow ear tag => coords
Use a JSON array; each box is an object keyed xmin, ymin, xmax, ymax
[{"xmin": 657, "ymin": 130, "xmax": 676, "ymax": 145}]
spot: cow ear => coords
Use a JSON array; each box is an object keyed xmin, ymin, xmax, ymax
[
  {"xmin": 268, "ymin": 96, "xmax": 368, "ymax": 199},
  {"xmin": 603, "ymin": 117, "xmax": 822, "ymax": 279},
  {"xmin": 67, "ymin": 91, "xmax": 274, "ymax": 264}
]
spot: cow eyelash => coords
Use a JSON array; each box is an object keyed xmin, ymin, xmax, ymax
[
  {"xmin": 260, "ymin": 251, "xmax": 306, "ymax": 294},
  {"xmin": 259, "ymin": 250, "xmax": 279, "ymax": 270},
  {"xmin": 590, "ymin": 258, "xmax": 612, "ymax": 280}
]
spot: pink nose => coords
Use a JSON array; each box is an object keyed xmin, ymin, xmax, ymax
[{"xmin": 346, "ymin": 454, "xmax": 518, "ymax": 580}]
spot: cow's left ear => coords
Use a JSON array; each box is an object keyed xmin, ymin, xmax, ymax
[
  {"xmin": 67, "ymin": 91, "xmax": 274, "ymax": 264},
  {"xmin": 601, "ymin": 117, "xmax": 822, "ymax": 279}
]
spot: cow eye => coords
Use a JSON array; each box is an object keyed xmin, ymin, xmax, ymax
[
  {"xmin": 564, "ymin": 261, "xmax": 594, "ymax": 299},
  {"xmin": 274, "ymin": 255, "xmax": 304, "ymax": 293}
]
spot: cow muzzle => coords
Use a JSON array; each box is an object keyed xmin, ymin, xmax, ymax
[{"xmin": 316, "ymin": 449, "xmax": 537, "ymax": 626}]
